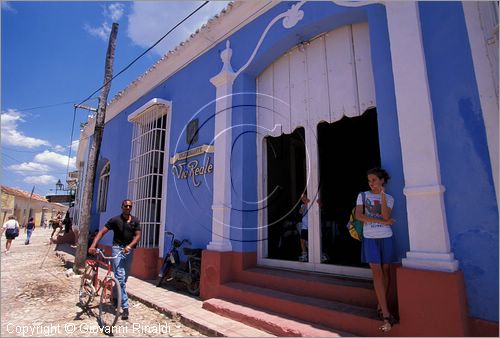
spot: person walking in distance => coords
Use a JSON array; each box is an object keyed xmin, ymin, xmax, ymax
[
  {"xmin": 88, "ymin": 199, "xmax": 141, "ymax": 320},
  {"xmin": 25, "ymin": 217, "xmax": 35, "ymax": 245},
  {"xmin": 2, "ymin": 215, "xmax": 19, "ymax": 254},
  {"xmin": 355, "ymin": 168, "xmax": 396, "ymax": 332}
]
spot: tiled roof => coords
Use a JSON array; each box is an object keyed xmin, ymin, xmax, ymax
[{"xmin": 1, "ymin": 185, "xmax": 49, "ymax": 203}]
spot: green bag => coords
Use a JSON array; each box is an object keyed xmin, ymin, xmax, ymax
[{"xmin": 347, "ymin": 192, "xmax": 365, "ymax": 241}]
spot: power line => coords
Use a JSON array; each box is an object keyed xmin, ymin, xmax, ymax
[
  {"xmin": 76, "ymin": 1, "xmax": 209, "ymax": 107},
  {"xmin": 1, "ymin": 147, "xmax": 46, "ymax": 154},
  {"xmin": 66, "ymin": 1, "xmax": 210, "ymax": 181},
  {"xmin": 10, "ymin": 97, "xmax": 98, "ymax": 113}
]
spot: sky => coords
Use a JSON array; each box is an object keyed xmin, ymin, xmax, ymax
[{"xmin": 1, "ymin": 1, "xmax": 229, "ymax": 197}]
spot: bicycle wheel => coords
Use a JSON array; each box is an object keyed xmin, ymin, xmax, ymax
[
  {"xmin": 186, "ymin": 266, "xmax": 200, "ymax": 295},
  {"xmin": 79, "ymin": 264, "xmax": 96, "ymax": 307},
  {"xmin": 98, "ymin": 276, "xmax": 121, "ymax": 328}
]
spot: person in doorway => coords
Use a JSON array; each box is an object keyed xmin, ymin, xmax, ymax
[
  {"xmin": 298, "ymin": 193, "xmax": 310, "ymax": 262},
  {"xmin": 2, "ymin": 215, "xmax": 19, "ymax": 254},
  {"xmin": 88, "ymin": 199, "xmax": 141, "ymax": 320},
  {"xmin": 25, "ymin": 217, "xmax": 35, "ymax": 245},
  {"xmin": 355, "ymin": 167, "xmax": 396, "ymax": 332}
]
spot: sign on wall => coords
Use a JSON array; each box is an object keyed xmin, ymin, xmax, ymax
[{"xmin": 170, "ymin": 145, "xmax": 214, "ymax": 187}]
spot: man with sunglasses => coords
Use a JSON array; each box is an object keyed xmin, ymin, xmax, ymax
[{"xmin": 88, "ymin": 199, "xmax": 141, "ymax": 320}]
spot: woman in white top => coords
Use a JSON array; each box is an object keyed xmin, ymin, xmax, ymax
[
  {"xmin": 355, "ymin": 168, "xmax": 396, "ymax": 332},
  {"xmin": 2, "ymin": 215, "xmax": 19, "ymax": 255}
]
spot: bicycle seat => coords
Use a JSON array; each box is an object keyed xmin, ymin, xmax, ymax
[{"xmin": 183, "ymin": 248, "xmax": 202, "ymax": 257}]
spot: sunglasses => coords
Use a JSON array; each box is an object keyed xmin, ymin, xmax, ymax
[{"xmin": 122, "ymin": 205, "xmax": 132, "ymax": 209}]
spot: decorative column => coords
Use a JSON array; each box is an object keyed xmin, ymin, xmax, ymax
[
  {"xmin": 386, "ymin": 3, "xmax": 468, "ymax": 335},
  {"xmin": 207, "ymin": 41, "xmax": 235, "ymax": 252},
  {"xmin": 385, "ymin": 1, "xmax": 458, "ymax": 272}
]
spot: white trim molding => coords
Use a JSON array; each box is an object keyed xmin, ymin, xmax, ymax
[
  {"xmin": 207, "ymin": 41, "xmax": 235, "ymax": 252},
  {"xmin": 385, "ymin": 1, "xmax": 459, "ymax": 272}
]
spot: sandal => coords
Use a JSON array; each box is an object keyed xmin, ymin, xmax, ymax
[
  {"xmin": 376, "ymin": 305, "xmax": 383, "ymax": 320},
  {"xmin": 379, "ymin": 314, "xmax": 396, "ymax": 332},
  {"xmin": 379, "ymin": 317, "xmax": 392, "ymax": 332}
]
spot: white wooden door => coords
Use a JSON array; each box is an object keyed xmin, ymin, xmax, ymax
[{"xmin": 256, "ymin": 23, "xmax": 375, "ymax": 278}]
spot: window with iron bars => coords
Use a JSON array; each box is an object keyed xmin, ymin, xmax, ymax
[
  {"xmin": 97, "ymin": 162, "xmax": 110, "ymax": 212},
  {"xmin": 128, "ymin": 104, "xmax": 168, "ymax": 248}
]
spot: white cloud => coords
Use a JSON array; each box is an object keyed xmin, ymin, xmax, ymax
[
  {"xmin": 34, "ymin": 150, "xmax": 76, "ymax": 170},
  {"xmin": 127, "ymin": 1, "xmax": 229, "ymax": 56},
  {"xmin": 8, "ymin": 162, "xmax": 50, "ymax": 174},
  {"xmin": 71, "ymin": 140, "xmax": 79, "ymax": 152},
  {"xmin": 24, "ymin": 175, "xmax": 57, "ymax": 185},
  {"xmin": 107, "ymin": 3, "xmax": 124, "ymax": 22},
  {"xmin": 84, "ymin": 22, "xmax": 111, "ymax": 41},
  {"xmin": 0, "ymin": 109, "xmax": 50, "ymax": 148},
  {"xmin": 53, "ymin": 145, "xmax": 67, "ymax": 153},
  {"xmin": 85, "ymin": 3, "xmax": 125, "ymax": 41}
]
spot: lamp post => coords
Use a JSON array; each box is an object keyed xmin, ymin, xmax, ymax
[
  {"xmin": 55, "ymin": 179, "xmax": 64, "ymax": 194},
  {"xmin": 51, "ymin": 179, "xmax": 77, "ymax": 202}
]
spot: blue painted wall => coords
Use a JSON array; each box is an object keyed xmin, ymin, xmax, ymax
[
  {"xmin": 419, "ymin": 2, "xmax": 499, "ymax": 321},
  {"xmin": 94, "ymin": 0, "xmax": 497, "ymax": 322}
]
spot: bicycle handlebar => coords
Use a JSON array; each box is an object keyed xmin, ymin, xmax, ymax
[{"xmin": 95, "ymin": 248, "xmax": 127, "ymax": 260}]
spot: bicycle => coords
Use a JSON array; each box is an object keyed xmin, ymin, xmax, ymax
[{"xmin": 79, "ymin": 248, "xmax": 123, "ymax": 328}]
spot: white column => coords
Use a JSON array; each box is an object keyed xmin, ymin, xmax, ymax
[
  {"xmin": 385, "ymin": 2, "xmax": 458, "ymax": 272},
  {"xmin": 207, "ymin": 41, "xmax": 235, "ymax": 252}
]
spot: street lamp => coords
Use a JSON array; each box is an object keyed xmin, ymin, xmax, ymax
[
  {"xmin": 55, "ymin": 179, "xmax": 64, "ymax": 194},
  {"xmin": 52, "ymin": 179, "xmax": 77, "ymax": 200}
]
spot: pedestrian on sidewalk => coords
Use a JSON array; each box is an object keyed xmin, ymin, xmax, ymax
[
  {"xmin": 25, "ymin": 217, "xmax": 35, "ymax": 245},
  {"xmin": 88, "ymin": 199, "xmax": 141, "ymax": 321},
  {"xmin": 50, "ymin": 211, "xmax": 63, "ymax": 243},
  {"xmin": 2, "ymin": 215, "xmax": 20, "ymax": 254}
]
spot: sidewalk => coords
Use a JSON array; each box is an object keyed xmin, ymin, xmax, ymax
[{"xmin": 54, "ymin": 244, "xmax": 274, "ymax": 337}]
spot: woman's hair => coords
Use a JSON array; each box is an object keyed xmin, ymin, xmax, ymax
[
  {"xmin": 8, "ymin": 215, "xmax": 15, "ymax": 220},
  {"xmin": 367, "ymin": 167, "xmax": 391, "ymax": 184},
  {"xmin": 29, "ymin": 217, "xmax": 34, "ymax": 222}
]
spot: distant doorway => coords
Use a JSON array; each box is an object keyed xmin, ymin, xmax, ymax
[
  {"xmin": 265, "ymin": 127, "xmax": 306, "ymax": 261},
  {"xmin": 317, "ymin": 108, "xmax": 381, "ymax": 267}
]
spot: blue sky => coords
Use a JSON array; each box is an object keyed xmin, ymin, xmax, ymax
[{"xmin": 1, "ymin": 1, "xmax": 229, "ymax": 197}]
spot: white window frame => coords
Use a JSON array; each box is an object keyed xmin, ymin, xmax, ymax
[
  {"xmin": 97, "ymin": 162, "xmax": 110, "ymax": 212},
  {"xmin": 128, "ymin": 98, "xmax": 172, "ymax": 249}
]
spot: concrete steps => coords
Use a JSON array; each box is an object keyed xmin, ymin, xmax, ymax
[
  {"xmin": 203, "ymin": 267, "xmax": 401, "ymax": 336},
  {"xmin": 203, "ymin": 298, "xmax": 355, "ymax": 337},
  {"xmin": 235, "ymin": 267, "xmax": 378, "ymax": 308}
]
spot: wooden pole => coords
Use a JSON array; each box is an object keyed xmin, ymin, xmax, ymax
[{"xmin": 74, "ymin": 23, "xmax": 119, "ymax": 273}]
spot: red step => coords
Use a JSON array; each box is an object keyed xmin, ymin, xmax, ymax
[
  {"xmin": 235, "ymin": 266, "xmax": 377, "ymax": 308},
  {"xmin": 203, "ymin": 298, "xmax": 355, "ymax": 337},
  {"xmin": 205, "ymin": 282, "xmax": 401, "ymax": 337}
]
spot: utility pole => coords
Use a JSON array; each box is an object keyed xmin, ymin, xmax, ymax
[{"xmin": 74, "ymin": 23, "xmax": 119, "ymax": 273}]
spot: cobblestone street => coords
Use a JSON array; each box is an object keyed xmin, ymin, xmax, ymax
[{"xmin": 1, "ymin": 228, "xmax": 204, "ymax": 337}]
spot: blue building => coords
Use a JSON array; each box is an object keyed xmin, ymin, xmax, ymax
[{"xmin": 75, "ymin": 1, "xmax": 498, "ymax": 335}]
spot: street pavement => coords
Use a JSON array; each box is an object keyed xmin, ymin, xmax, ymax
[{"xmin": 1, "ymin": 228, "xmax": 272, "ymax": 337}]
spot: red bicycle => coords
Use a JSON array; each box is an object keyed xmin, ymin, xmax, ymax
[{"xmin": 79, "ymin": 248, "xmax": 122, "ymax": 327}]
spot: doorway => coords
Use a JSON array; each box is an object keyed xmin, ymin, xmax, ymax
[
  {"xmin": 265, "ymin": 127, "xmax": 306, "ymax": 261},
  {"xmin": 317, "ymin": 108, "xmax": 381, "ymax": 267}
]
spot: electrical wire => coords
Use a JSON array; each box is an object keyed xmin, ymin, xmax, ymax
[
  {"xmin": 12, "ymin": 97, "xmax": 98, "ymax": 113},
  {"xmin": 76, "ymin": 1, "xmax": 209, "ymax": 107},
  {"xmin": 66, "ymin": 1, "xmax": 210, "ymax": 181}
]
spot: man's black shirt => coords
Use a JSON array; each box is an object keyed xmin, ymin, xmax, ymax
[{"xmin": 104, "ymin": 214, "xmax": 141, "ymax": 247}]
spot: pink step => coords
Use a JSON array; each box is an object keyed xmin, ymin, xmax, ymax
[
  {"xmin": 203, "ymin": 298, "xmax": 355, "ymax": 337},
  {"xmin": 209, "ymin": 282, "xmax": 400, "ymax": 337},
  {"xmin": 235, "ymin": 267, "xmax": 378, "ymax": 308}
]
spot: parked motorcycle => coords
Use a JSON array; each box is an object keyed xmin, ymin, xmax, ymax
[{"xmin": 156, "ymin": 232, "xmax": 202, "ymax": 295}]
